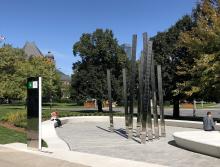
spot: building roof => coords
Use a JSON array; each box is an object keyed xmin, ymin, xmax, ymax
[
  {"xmin": 23, "ymin": 42, "xmax": 44, "ymax": 57},
  {"xmin": 23, "ymin": 42, "xmax": 71, "ymax": 82},
  {"xmin": 56, "ymin": 69, "xmax": 71, "ymax": 81}
]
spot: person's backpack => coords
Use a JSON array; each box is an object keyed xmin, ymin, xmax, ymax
[{"xmin": 55, "ymin": 118, "xmax": 62, "ymax": 127}]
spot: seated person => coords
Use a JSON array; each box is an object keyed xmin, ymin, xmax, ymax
[
  {"xmin": 51, "ymin": 111, "xmax": 62, "ymax": 128},
  {"xmin": 203, "ymin": 111, "xmax": 215, "ymax": 131}
]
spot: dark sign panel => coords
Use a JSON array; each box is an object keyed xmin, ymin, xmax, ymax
[{"xmin": 27, "ymin": 77, "xmax": 42, "ymax": 150}]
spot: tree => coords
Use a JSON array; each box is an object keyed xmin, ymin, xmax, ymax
[
  {"xmin": 152, "ymin": 15, "xmax": 195, "ymax": 118},
  {"xmin": 0, "ymin": 44, "xmax": 61, "ymax": 103},
  {"xmin": 179, "ymin": 0, "xmax": 220, "ymax": 102},
  {"xmin": 0, "ymin": 45, "xmax": 27, "ymax": 101},
  {"xmin": 19, "ymin": 56, "xmax": 61, "ymax": 102},
  {"xmin": 71, "ymin": 29, "xmax": 128, "ymax": 111}
]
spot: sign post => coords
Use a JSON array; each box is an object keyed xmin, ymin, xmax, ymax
[{"xmin": 27, "ymin": 77, "xmax": 42, "ymax": 150}]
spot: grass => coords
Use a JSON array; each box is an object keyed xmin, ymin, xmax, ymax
[
  {"xmin": 42, "ymin": 102, "xmax": 83, "ymax": 109},
  {"xmin": 0, "ymin": 125, "xmax": 47, "ymax": 147},
  {"xmin": 196, "ymin": 103, "xmax": 217, "ymax": 109},
  {"xmin": 0, "ymin": 102, "xmax": 218, "ymax": 145},
  {"xmin": 0, "ymin": 102, "xmax": 218, "ymax": 127},
  {"xmin": 0, "ymin": 105, "xmax": 25, "ymax": 121},
  {"xmin": 0, "ymin": 125, "xmax": 26, "ymax": 144},
  {"xmin": 0, "ymin": 104, "xmax": 124, "ymax": 128},
  {"xmin": 42, "ymin": 110, "xmax": 124, "ymax": 120}
]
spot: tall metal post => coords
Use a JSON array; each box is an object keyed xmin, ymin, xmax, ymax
[
  {"xmin": 140, "ymin": 33, "xmax": 148, "ymax": 143},
  {"xmin": 107, "ymin": 69, "xmax": 114, "ymax": 132},
  {"xmin": 137, "ymin": 53, "xmax": 144, "ymax": 137},
  {"xmin": 123, "ymin": 68, "xmax": 129, "ymax": 134},
  {"xmin": 128, "ymin": 34, "xmax": 137, "ymax": 139},
  {"xmin": 157, "ymin": 65, "xmax": 166, "ymax": 137},
  {"xmin": 151, "ymin": 53, "xmax": 159, "ymax": 139},
  {"xmin": 146, "ymin": 41, "xmax": 153, "ymax": 141}
]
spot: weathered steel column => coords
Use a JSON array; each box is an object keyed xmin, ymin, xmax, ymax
[
  {"xmin": 107, "ymin": 69, "xmax": 114, "ymax": 132},
  {"xmin": 146, "ymin": 41, "xmax": 153, "ymax": 141},
  {"xmin": 157, "ymin": 65, "xmax": 166, "ymax": 137},
  {"xmin": 128, "ymin": 34, "xmax": 137, "ymax": 139},
  {"xmin": 151, "ymin": 53, "xmax": 159, "ymax": 139},
  {"xmin": 123, "ymin": 68, "xmax": 129, "ymax": 135},
  {"xmin": 137, "ymin": 53, "xmax": 144, "ymax": 137}
]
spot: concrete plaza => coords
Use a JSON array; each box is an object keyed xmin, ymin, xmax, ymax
[{"xmin": 56, "ymin": 117, "xmax": 220, "ymax": 167}]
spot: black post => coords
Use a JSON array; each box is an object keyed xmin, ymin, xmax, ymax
[
  {"xmin": 27, "ymin": 77, "xmax": 42, "ymax": 150},
  {"xmin": 173, "ymin": 96, "xmax": 180, "ymax": 118}
]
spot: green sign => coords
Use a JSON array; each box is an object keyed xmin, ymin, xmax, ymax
[{"xmin": 27, "ymin": 81, "xmax": 38, "ymax": 89}]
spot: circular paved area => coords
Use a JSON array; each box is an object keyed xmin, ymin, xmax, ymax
[{"xmin": 56, "ymin": 117, "xmax": 220, "ymax": 167}]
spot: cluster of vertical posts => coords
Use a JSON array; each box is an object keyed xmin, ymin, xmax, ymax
[
  {"xmin": 106, "ymin": 32, "xmax": 165, "ymax": 143},
  {"xmin": 124, "ymin": 32, "xmax": 166, "ymax": 143}
]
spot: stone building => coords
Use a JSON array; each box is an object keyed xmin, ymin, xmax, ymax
[
  {"xmin": 121, "ymin": 43, "xmax": 132, "ymax": 59},
  {"xmin": 23, "ymin": 42, "xmax": 71, "ymax": 99}
]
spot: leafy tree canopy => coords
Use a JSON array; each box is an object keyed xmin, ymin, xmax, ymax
[
  {"xmin": 71, "ymin": 29, "xmax": 128, "ymax": 105},
  {"xmin": 0, "ymin": 44, "xmax": 61, "ymax": 102},
  {"xmin": 179, "ymin": 0, "xmax": 220, "ymax": 102}
]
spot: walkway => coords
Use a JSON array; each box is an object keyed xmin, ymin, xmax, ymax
[
  {"xmin": 0, "ymin": 146, "xmax": 87, "ymax": 167},
  {"xmin": 56, "ymin": 117, "xmax": 220, "ymax": 167}
]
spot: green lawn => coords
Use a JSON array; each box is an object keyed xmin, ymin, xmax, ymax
[
  {"xmin": 43, "ymin": 102, "xmax": 83, "ymax": 109},
  {"xmin": 0, "ymin": 126, "xmax": 26, "ymax": 144},
  {"xmin": 0, "ymin": 104, "xmax": 124, "ymax": 128},
  {"xmin": 0, "ymin": 105, "xmax": 25, "ymax": 120},
  {"xmin": 0, "ymin": 125, "xmax": 48, "ymax": 147},
  {"xmin": 1, "ymin": 102, "xmax": 217, "ymax": 129},
  {"xmin": 196, "ymin": 103, "xmax": 218, "ymax": 109}
]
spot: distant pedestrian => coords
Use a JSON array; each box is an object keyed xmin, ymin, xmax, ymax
[
  {"xmin": 193, "ymin": 100, "xmax": 196, "ymax": 117},
  {"xmin": 203, "ymin": 112, "xmax": 215, "ymax": 131},
  {"xmin": 51, "ymin": 111, "xmax": 62, "ymax": 128}
]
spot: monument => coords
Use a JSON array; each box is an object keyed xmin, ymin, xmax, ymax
[{"xmin": 107, "ymin": 32, "xmax": 166, "ymax": 144}]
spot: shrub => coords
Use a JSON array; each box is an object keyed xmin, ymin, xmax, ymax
[{"xmin": 6, "ymin": 111, "xmax": 27, "ymax": 128}]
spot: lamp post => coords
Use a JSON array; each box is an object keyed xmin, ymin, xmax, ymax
[
  {"xmin": 50, "ymin": 65, "xmax": 53, "ymax": 111},
  {"xmin": 46, "ymin": 51, "xmax": 55, "ymax": 112}
]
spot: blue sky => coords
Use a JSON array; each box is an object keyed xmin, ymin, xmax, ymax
[{"xmin": 0, "ymin": 0, "xmax": 198, "ymax": 75}]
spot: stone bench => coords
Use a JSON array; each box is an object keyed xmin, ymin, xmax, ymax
[{"xmin": 173, "ymin": 131, "xmax": 220, "ymax": 158}]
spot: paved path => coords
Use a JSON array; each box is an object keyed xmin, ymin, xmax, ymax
[
  {"xmin": 41, "ymin": 117, "xmax": 167, "ymax": 167},
  {"xmin": 45, "ymin": 105, "xmax": 220, "ymax": 118},
  {"xmin": 0, "ymin": 146, "xmax": 87, "ymax": 167},
  {"xmin": 164, "ymin": 108, "xmax": 220, "ymax": 118},
  {"xmin": 56, "ymin": 117, "xmax": 220, "ymax": 167}
]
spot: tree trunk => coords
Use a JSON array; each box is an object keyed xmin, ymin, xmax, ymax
[
  {"xmin": 173, "ymin": 97, "xmax": 180, "ymax": 118},
  {"xmin": 97, "ymin": 99, "xmax": 103, "ymax": 112}
]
